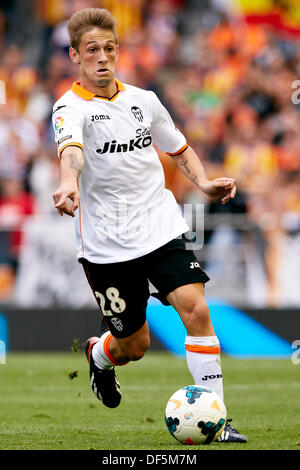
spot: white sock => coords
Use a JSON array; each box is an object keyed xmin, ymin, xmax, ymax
[
  {"xmin": 92, "ymin": 331, "xmax": 115, "ymax": 370},
  {"xmin": 185, "ymin": 335, "xmax": 224, "ymax": 400}
]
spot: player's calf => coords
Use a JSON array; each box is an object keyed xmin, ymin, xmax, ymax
[{"xmin": 115, "ymin": 334, "xmax": 150, "ymax": 362}]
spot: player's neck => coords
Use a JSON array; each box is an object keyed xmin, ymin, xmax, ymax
[{"xmin": 79, "ymin": 77, "xmax": 118, "ymax": 98}]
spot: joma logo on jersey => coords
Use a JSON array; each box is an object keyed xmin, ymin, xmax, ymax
[
  {"xmin": 96, "ymin": 136, "xmax": 152, "ymax": 154},
  {"xmin": 91, "ymin": 114, "xmax": 111, "ymax": 121}
]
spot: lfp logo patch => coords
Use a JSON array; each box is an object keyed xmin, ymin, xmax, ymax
[{"xmin": 55, "ymin": 116, "xmax": 64, "ymax": 130}]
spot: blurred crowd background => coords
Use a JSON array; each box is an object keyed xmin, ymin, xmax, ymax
[{"xmin": 1, "ymin": 0, "xmax": 300, "ymax": 308}]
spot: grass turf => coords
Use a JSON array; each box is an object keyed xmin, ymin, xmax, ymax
[{"xmin": 0, "ymin": 351, "xmax": 299, "ymax": 450}]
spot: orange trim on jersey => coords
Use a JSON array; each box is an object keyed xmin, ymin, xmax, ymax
[
  {"xmin": 78, "ymin": 198, "xmax": 85, "ymax": 258},
  {"xmin": 71, "ymin": 82, "xmax": 95, "ymax": 100},
  {"xmin": 115, "ymin": 78, "xmax": 125, "ymax": 92},
  {"xmin": 167, "ymin": 143, "xmax": 188, "ymax": 157},
  {"xmin": 59, "ymin": 142, "xmax": 84, "ymax": 158},
  {"xmin": 71, "ymin": 78, "xmax": 125, "ymax": 102},
  {"xmin": 185, "ymin": 344, "xmax": 221, "ymax": 354}
]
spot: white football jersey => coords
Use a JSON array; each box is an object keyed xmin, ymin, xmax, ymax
[{"xmin": 52, "ymin": 79, "xmax": 189, "ymax": 263}]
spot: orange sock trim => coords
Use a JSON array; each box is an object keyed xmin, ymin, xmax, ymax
[
  {"xmin": 103, "ymin": 333, "xmax": 129, "ymax": 366},
  {"xmin": 185, "ymin": 344, "xmax": 221, "ymax": 354}
]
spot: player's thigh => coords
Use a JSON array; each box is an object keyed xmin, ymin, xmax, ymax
[
  {"xmin": 147, "ymin": 238, "xmax": 210, "ymax": 301},
  {"xmin": 166, "ymin": 282, "xmax": 215, "ymax": 336},
  {"xmin": 147, "ymin": 239, "xmax": 213, "ymax": 335},
  {"xmin": 80, "ymin": 257, "xmax": 150, "ymax": 339}
]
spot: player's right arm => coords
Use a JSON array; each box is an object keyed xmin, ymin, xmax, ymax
[
  {"xmin": 52, "ymin": 146, "xmax": 84, "ymax": 217},
  {"xmin": 52, "ymin": 99, "xmax": 85, "ymax": 217}
]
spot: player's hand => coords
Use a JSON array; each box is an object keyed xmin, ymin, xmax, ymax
[
  {"xmin": 200, "ymin": 177, "xmax": 236, "ymax": 205},
  {"xmin": 52, "ymin": 184, "xmax": 80, "ymax": 217}
]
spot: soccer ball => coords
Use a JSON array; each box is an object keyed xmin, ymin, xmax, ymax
[{"xmin": 165, "ymin": 385, "xmax": 226, "ymax": 445}]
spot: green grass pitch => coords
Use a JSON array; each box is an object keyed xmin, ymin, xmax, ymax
[{"xmin": 0, "ymin": 350, "xmax": 299, "ymax": 450}]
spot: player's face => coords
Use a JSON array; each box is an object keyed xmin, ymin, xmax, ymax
[{"xmin": 71, "ymin": 28, "xmax": 118, "ymax": 91}]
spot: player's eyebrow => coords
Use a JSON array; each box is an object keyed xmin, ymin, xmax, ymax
[
  {"xmin": 85, "ymin": 40, "xmax": 98, "ymax": 46},
  {"xmin": 85, "ymin": 39, "xmax": 116, "ymax": 47}
]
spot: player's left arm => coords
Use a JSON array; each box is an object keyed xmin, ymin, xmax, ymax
[
  {"xmin": 172, "ymin": 145, "xmax": 236, "ymax": 205},
  {"xmin": 149, "ymin": 92, "xmax": 236, "ymax": 204}
]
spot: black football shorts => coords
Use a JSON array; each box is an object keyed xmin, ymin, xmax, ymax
[{"xmin": 79, "ymin": 238, "xmax": 210, "ymax": 338}]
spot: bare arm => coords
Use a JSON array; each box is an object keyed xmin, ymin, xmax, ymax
[
  {"xmin": 173, "ymin": 146, "xmax": 236, "ymax": 205},
  {"xmin": 52, "ymin": 146, "xmax": 84, "ymax": 217}
]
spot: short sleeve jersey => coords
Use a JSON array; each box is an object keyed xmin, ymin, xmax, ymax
[{"xmin": 52, "ymin": 79, "xmax": 189, "ymax": 263}]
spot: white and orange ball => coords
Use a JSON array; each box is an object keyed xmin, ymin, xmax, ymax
[{"xmin": 165, "ymin": 385, "xmax": 226, "ymax": 445}]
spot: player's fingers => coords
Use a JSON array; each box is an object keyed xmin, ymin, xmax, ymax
[
  {"xmin": 220, "ymin": 185, "xmax": 235, "ymax": 205},
  {"xmin": 53, "ymin": 192, "xmax": 65, "ymax": 216},
  {"xmin": 71, "ymin": 195, "xmax": 80, "ymax": 213},
  {"xmin": 221, "ymin": 195, "xmax": 230, "ymax": 205},
  {"xmin": 54, "ymin": 196, "xmax": 75, "ymax": 217},
  {"xmin": 52, "ymin": 192, "xmax": 60, "ymax": 205},
  {"xmin": 221, "ymin": 187, "xmax": 236, "ymax": 204},
  {"xmin": 230, "ymin": 184, "xmax": 237, "ymax": 199},
  {"xmin": 61, "ymin": 205, "xmax": 75, "ymax": 217},
  {"xmin": 66, "ymin": 209, "xmax": 75, "ymax": 217},
  {"xmin": 56, "ymin": 206, "xmax": 64, "ymax": 216},
  {"xmin": 214, "ymin": 177, "xmax": 235, "ymax": 183},
  {"xmin": 54, "ymin": 197, "xmax": 67, "ymax": 208},
  {"xmin": 214, "ymin": 178, "xmax": 235, "ymax": 189},
  {"xmin": 64, "ymin": 200, "xmax": 76, "ymax": 217},
  {"xmin": 53, "ymin": 190, "xmax": 63, "ymax": 204}
]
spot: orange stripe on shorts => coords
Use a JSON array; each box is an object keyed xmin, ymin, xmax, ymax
[{"xmin": 185, "ymin": 344, "xmax": 221, "ymax": 354}]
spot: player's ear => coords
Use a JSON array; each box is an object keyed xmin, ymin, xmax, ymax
[
  {"xmin": 69, "ymin": 47, "xmax": 80, "ymax": 64},
  {"xmin": 116, "ymin": 44, "xmax": 119, "ymax": 62}
]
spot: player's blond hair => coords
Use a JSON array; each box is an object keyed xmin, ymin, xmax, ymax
[{"xmin": 67, "ymin": 8, "xmax": 118, "ymax": 51}]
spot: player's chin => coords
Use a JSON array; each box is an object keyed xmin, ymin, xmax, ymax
[{"xmin": 94, "ymin": 74, "xmax": 113, "ymax": 87}]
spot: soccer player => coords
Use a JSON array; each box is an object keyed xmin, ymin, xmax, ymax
[{"xmin": 52, "ymin": 8, "xmax": 247, "ymax": 443}]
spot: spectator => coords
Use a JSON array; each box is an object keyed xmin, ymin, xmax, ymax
[{"xmin": 0, "ymin": 177, "xmax": 37, "ymax": 271}]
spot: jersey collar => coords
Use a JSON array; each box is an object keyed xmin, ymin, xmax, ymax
[{"xmin": 71, "ymin": 78, "xmax": 125, "ymax": 102}]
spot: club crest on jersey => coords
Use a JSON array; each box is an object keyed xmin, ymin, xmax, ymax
[
  {"xmin": 131, "ymin": 106, "xmax": 143, "ymax": 122},
  {"xmin": 111, "ymin": 317, "xmax": 123, "ymax": 332}
]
